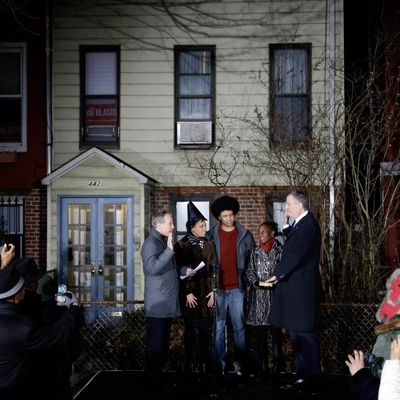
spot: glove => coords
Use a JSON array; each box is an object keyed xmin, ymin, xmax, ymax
[{"xmin": 57, "ymin": 291, "xmax": 79, "ymax": 308}]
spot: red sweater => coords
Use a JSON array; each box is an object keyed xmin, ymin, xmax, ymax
[{"xmin": 218, "ymin": 227, "xmax": 238, "ymax": 290}]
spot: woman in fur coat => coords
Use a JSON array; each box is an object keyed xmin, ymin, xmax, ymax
[{"xmin": 174, "ymin": 202, "xmax": 216, "ymax": 379}]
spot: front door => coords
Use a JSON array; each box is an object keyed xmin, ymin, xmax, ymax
[{"xmin": 59, "ymin": 196, "xmax": 134, "ymax": 321}]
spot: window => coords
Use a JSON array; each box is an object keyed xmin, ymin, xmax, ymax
[
  {"xmin": 266, "ymin": 195, "xmax": 295, "ymax": 243},
  {"xmin": 0, "ymin": 195, "xmax": 24, "ymax": 258},
  {"xmin": 170, "ymin": 194, "xmax": 217, "ymax": 241},
  {"xmin": 270, "ymin": 44, "xmax": 311, "ymax": 143},
  {"xmin": 80, "ymin": 46, "xmax": 120, "ymax": 148},
  {"xmin": 175, "ymin": 46, "xmax": 215, "ymax": 148},
  {"xmin": 0, "ymin": 43, "xmax": 27, "ymax": 152}
]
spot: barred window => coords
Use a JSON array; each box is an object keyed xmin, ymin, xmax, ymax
[{"xmin": 0, "ymin": 196, "xmax": 24, "ymax": 258}]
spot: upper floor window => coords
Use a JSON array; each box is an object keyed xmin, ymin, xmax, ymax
[
  {"xmin": 0, "ymin": 195, "xmax": 25, "ymax": 258},
  {"xmin": 270, "ymin": 44, "xmax": 311, "ymax": 143},
  {"xmin": 175, "ymin": 46, "xmax": 215, "ymax": 148},
  {"xmin": 80, "ymin": 45, "xmax": 120, "ymax": 148},
  {"xmin": 0, "ymin": 43, "xmax": 27, "ymax": 152}
]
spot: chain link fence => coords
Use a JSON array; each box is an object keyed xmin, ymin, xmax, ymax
[{"xmin": 73, "ymin": 302, "xmax": 380, "ymax": 375}]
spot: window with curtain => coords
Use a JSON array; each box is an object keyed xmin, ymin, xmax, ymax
[
  {"xmin": 0, "ymin": 43, "xmax": 26, "ymax": 152},
  {"xmin": 175, "ymin": 46, "xmax": 215, "ymax": 147},
  {"xmin": 270, "ymin": 44, "xmax": 311, "ymax": 143},
  {"xmin": 80, "ymin": 45, "xmax": 120, "ymax": 148}
]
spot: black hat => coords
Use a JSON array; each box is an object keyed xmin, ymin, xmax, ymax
[
  {"xmin": 13, "ymin": 257, "xmax": 46, "ymax": 284},
  {"xmin": 0, "ymin": 265, "xmax": 24, "ymax": 299},
  {"xmin": 187, "ymin": 201, "xmax": 207, "ymax": 222},
  {"xmin": 211, "ymin": 195, "xmax": 240, "ymax": 218}
]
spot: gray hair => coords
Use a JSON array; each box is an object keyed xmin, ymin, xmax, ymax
[
  {"xmin": 151, "ymin": 209, "xmax": 170, "ymax": 228},
  {"xmin": 288, "ymin": 191, "xmax": 309, "ymax": 211}
]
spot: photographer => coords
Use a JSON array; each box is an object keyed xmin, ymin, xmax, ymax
[
  {"xmin": 0, "ymin": 261, "xmax": 83, "ymax": 400},
  {"xmin": 345, "ymin": 350, "xmax": 380, "ymax": 400}
]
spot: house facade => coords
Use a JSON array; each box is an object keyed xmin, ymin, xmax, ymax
[
  {"xmin": 38, "ymin": 0, "xmax": 345, "ymax": 316},
  {"xmin": 0, "ymin": 1, "xmax": 48, "ymax": 266}
]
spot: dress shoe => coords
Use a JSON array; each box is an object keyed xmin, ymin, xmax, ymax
[{"xmin": 281, "ymin": 378, "xmax": 321, "ymax": 395}]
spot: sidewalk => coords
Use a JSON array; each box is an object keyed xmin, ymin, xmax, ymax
[{"xmin": 73, "ymin": 370, "xmax": 359, "ymax": 400}]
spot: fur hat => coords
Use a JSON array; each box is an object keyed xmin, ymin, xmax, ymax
[
  {"xmin": 376, "ymin": 268, "xmax": 400, "ymax": 323},
  {"xmin": 211, "ymin": 195, "xmax": 240, "ymax": 218},
  {"xmin": 187, "ymin": 201, "xmax": 207, "ymax": 222},
  {"xmin": 0, "ymin": 265, "xmax": 24, "ymax": 299},
  {"xmin": 13, "ymin": 257, "xmax": 46, "ymax": 284}
]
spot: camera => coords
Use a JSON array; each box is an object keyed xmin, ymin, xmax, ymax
[
  {"xmin": 56, "ymin": 284, "xmax": 67, "ymax": 304},
  {"xmin": 363, "ymin": 352, "xmax": 377, "ymax": 368}
]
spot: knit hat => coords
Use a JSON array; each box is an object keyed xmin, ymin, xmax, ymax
[
  {"xmin": 0, "ymin": 265, "xmax": 24, "ymax": 299},
  {"xmin": 211, "ymin": 195, "xmax": 240, "ymax": 218},
  {"xmin": 376, "ymin": 268, "xmax": 400, "ymax": 323},
  {"xmin": 187, "ymin": 201, "xmax": 207, "ymax": 222}
]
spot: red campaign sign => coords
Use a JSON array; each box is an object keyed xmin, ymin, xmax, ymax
[{"xmin": 85, "ymin": 103, "xmax": 117, "ymax": 125}]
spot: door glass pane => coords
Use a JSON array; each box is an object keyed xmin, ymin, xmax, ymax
[
  {"xmin": 104, "ymin": 226, "xmax": 115, "ymax": 244},
  {"xmin": 116, "ymin": 226, "xmax": 126, "ymax": 245},
  {"xmin": 67, "ymin": 204, "xmax": 91, "ymax": 299},
  {"xmin": 103, "ymin": 203, "xmax": 127, "ymax": 302}
]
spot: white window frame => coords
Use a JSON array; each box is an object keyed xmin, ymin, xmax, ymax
[
  {"xmin": 0, "ymin": 43, "xmax": 27, "ymax": 152},
  {"xmin": 174, "ymin": 46, "xmax": 215, "ymax": 148}
]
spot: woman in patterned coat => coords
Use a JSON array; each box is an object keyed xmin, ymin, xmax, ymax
[
  {"xmin": 174, "ymin": 202, "xmax": 216, "ymax": 379},
  {"xmin": 246, "ymin": 221, "xmax": 283, "ymax": 378}
]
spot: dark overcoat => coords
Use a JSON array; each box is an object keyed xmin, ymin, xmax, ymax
[
  {"xmin": 174, "ymin": 236, "xmax": 216, "ymax": 319},
  {"xmin": 0, "ymin": 301, "xmax": 83, "ymax": 396},
  {"xmin": 268, "ymin": 212, "xmax": 321, "ymax": 332}
]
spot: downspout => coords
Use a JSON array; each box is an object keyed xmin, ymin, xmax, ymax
[
  {"xmin": 328, "ymin": 0, "xmax": 336, "ymax": 266},
  {"xmin": 45, "ymin": 0, "xmax": 53, "ymax": 175}
]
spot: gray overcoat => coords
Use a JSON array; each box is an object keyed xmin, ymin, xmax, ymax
[{"xmin": 141, "ymin": 228, "xmax": 181, "ymax": 318}]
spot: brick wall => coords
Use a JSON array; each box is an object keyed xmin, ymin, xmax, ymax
[
  {"xmin": 25, "ymin": 186, "xmax": 47, "ymax": 267},
  {"xmin": 150, "ymin": 186, "xmax": 290, "ymax": 241}
]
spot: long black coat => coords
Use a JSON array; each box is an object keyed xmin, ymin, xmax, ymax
[
  {"xmin": 268, "ymin": 212, "xmax": 321, "ymax": 332},
  {"xmin": 0, "ymin": 301, "xmax": 83, "ymax": 398},
  {"xmin": 174, "ymin": 236, "xmax": 216, "ymax": 319}
]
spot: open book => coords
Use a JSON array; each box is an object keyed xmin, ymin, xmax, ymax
[{"xmin": 180, "ymin": 261, "xmax": 205, "ymax": 280}]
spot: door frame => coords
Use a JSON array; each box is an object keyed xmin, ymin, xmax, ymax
[{"xmin": 57, "ymin": 195, "xmax": 135, "ymax": 303}]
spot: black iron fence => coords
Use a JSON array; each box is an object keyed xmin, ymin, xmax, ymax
[{"xmin": 74, "ymin": 302, "xmax": 379, "ymax": 375}]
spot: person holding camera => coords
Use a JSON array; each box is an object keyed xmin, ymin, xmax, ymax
[
  {"xmin": 345, "ymin": 350, "xmax": 380, "ymax": 400},
  {"xmin": 0, "ymin": 243, "xmax": 15, "ymax": 269},
  {"xmin": 0, "ymin": 259, "xmax": 83, "ymax": 400}
]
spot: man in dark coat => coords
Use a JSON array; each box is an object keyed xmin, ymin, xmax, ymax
[
  {"xmin": 0, "ymin": 262, "xmax": 83, "ymax": 400},
  {"xmin": 267, "ymin": 191, "xmax": 322, "ymax": 392}
]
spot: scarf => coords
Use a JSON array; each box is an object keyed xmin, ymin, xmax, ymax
[
  {"xmin": 188, "ymin": 234, "xmax": 204, "ymax": 249},
  {"xmin": 260, "ymin": 238, "xmax": 276, "ymax": 254}
]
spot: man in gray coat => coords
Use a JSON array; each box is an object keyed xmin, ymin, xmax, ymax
[{"xmin": 141, "ymin": 209, "xmax": 181, "ymax": 388}]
